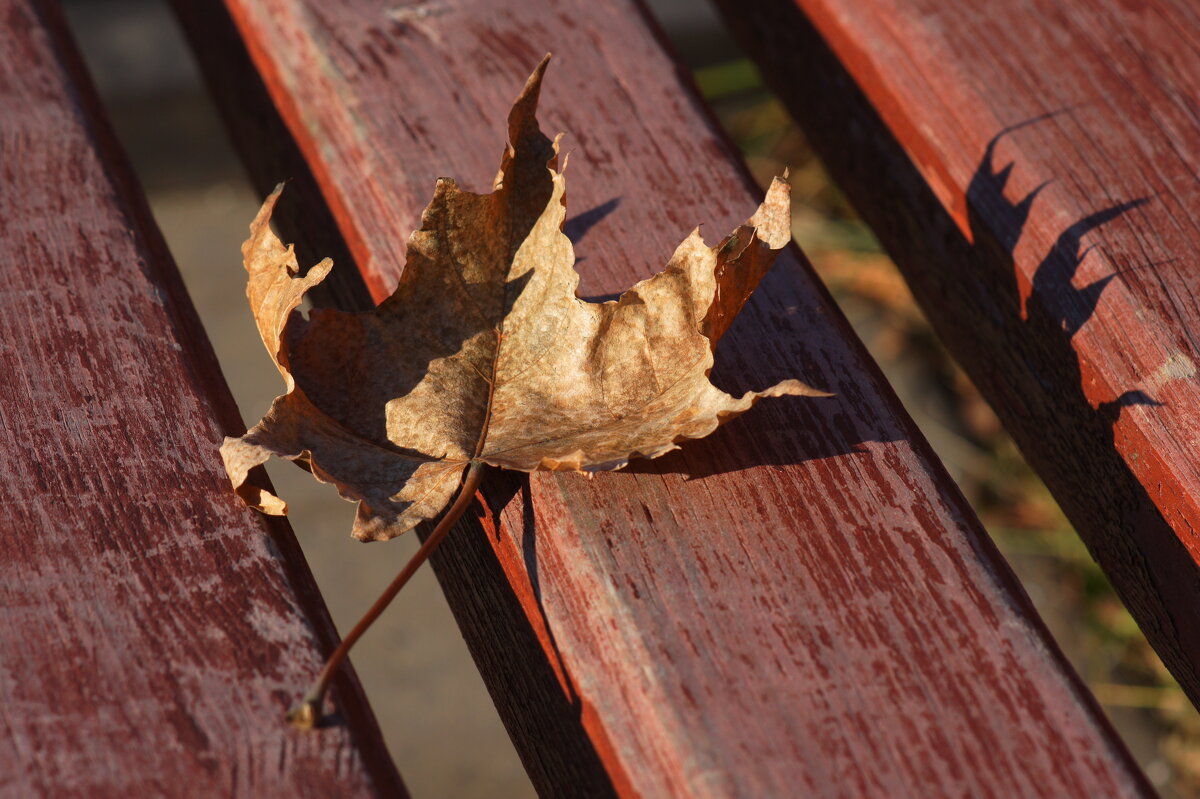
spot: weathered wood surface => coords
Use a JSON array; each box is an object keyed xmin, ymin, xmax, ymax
[
  {"xmin": 0, "ymin": 1, "xmax": 404, "ymax": 795},
  {"xmin": 177, "ymin": 0, "xmax": 1153, "ymax": 796},
  {"xmin": 718, "ymin": 0, "xmax": 1200, "ymax": 711}
]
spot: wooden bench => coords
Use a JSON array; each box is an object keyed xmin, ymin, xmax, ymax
[
  {"xmin": 0, "ymin": 1, "xmax": 401, "ymax": 794},
  {"xmin": 717, "ymin": 0, "xmax": 1200, "ymax": 714},
  {"xmin": 3, "ymin": 0, "xmax": 1191, "ymax": 795}
]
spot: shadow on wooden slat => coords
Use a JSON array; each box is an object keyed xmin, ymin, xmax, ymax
[
  {"xmin": 715, "ymin": 0, "xmax": 1200, "ymax": 710},
  {"xmin": 566, "ymin": 197, "xmax": 623, "ymax": 245},
  {"xmin": 429, "ymin": 468, "xmax": 619, "ymax": 798}
]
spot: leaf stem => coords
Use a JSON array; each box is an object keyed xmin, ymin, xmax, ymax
[{"xmin": 288, "ymin": 459, "xmax": 487, "ymax": 729}]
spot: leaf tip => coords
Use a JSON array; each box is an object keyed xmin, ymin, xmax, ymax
[
  {"xmin": 244, "ymin": 185, "xmax": 284, "ymax": 258},
  {"xmin": 748, "ymin": 176, "xmax": 792, "ymax": 250},
  {"xmin": 767, "ymin": 378, "xmax": 834, "ymax": 399},
  {"xmin": 221, "ymin": 436, "xmax": 290, "ymax": 516}
]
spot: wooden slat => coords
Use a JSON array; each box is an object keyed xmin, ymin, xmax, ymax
[
  {"xmin": 174, "ymin": 0, "xmax": 1154, "ymax": 796},
  {"xmin": 717, "ymin": 0, "xmax": 1200, "ymax": 710},
  {"xmin": 0, "ymin": 1, "xmax": 404, "ymax": 795}
]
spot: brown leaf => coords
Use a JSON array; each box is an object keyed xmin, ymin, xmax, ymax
[{"xmin": 221, "ymin": 56, "xmax": 829, "ymax": 541}]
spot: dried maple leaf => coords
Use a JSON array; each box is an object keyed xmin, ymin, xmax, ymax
[{"xmin": 221, "ymin": 56, "xmax": 827, "ymax": 544}]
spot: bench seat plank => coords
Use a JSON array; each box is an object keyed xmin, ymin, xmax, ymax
[
  {"xmin": 0, "ymin": 2, "xmax": 403, "ymax": 795},
  {"xmin": 177, "ymin": 0, "xmax": 1152, "ymax": 795},
  {"xmin": 718, "ymin": 0, "xmax": 1200, "ymax": 709}
]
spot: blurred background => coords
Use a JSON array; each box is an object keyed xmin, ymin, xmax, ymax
[{"xmin": 59, "ymin": 0, "xmax": 1198, "ymax": 796}]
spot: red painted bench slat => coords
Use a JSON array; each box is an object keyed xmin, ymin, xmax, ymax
[
  {"xmin": 719, "ymin": 0, "xmax": 1200, "ymax": 710},
  {"xmin": 172, "ymin": 0, "xmax": 1155, "ymax": 796},
  {"xmin": 0, "ymin": 1, "xmax": 403, "ymax": 794}
]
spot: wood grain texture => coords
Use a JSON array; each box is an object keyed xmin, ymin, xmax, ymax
[
  {"xmin": 0, "ymin": 1, "xmax": 404, "ymax": 795},
  {"xmin": 178, "ymin": 0, "xmax": 1153, "ymax": 795},
  {"xmin": 717, "ymin": 0, "xmax": 1200, "ymax": 711}
]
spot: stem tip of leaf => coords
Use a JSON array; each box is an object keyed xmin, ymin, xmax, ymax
[{"xmin": 286, "ymin": 700, "xmax": 322, "ymax": 730}]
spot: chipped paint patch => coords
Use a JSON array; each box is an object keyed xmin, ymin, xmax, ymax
[{"xmin": 1147, "ymin": 351, "xmax": 1197, "ymax": 391}]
